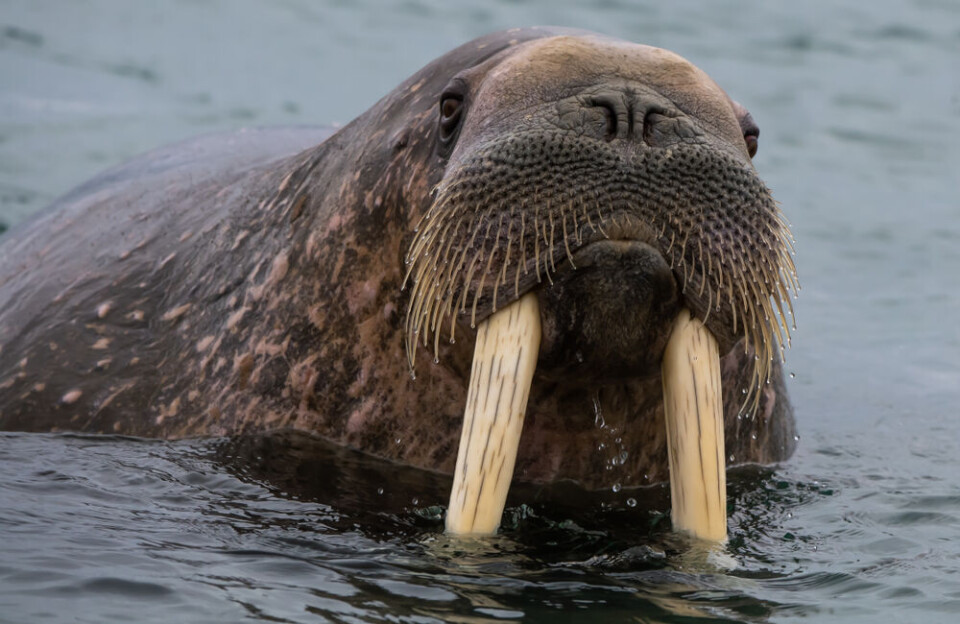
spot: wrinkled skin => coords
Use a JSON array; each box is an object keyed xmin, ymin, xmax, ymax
[{"xmin": 0, "ymin": 28, "xmax": 796, "ymax": 489}]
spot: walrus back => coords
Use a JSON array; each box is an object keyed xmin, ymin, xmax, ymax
[{"xmin": 0, "ymin": 127, "xmax": 334, "ymax": 432}]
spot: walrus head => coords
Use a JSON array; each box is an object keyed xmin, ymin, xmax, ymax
[
  {"xmin": 404, "ymin": 34, "xmax": 796, "ymax": 401},
  {"xmin": 380, "ymin": 29, "xmax": 799, "ymax": 538}
]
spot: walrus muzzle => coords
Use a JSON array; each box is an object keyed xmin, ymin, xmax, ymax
[{"xmin": 403, "ymin": 106, "xmax": 796, "ymax": 541}]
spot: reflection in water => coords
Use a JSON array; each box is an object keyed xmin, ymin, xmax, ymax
[
  {"xmin": 1, "ymin": 0, "xmax": 959, "ymax": 620},
  {"xmin": 215, "ymin": 431, "xmax": 800, "ymax": 622}
]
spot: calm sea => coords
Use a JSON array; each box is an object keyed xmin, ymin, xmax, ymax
[{"xmin": 1, "ymin": 0, "xmax": 958, "ymax": 622}]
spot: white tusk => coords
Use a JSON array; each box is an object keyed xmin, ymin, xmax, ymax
[
  {"xmin": 661, "ymin": 308, "xmax": 728, "ymax": 542},
  {"xmin": 445, "ymin": 293, "xmax": 541, "ymax": 535}
]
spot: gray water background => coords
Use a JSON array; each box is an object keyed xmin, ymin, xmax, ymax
[{"xmin": 0, "ymin": 0, "xmax": 958, "ymax": 622}]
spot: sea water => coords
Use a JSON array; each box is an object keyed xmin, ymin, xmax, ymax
[{"xmin": 1, "ymin": 1, "xmax": 958, "ymax": 621}]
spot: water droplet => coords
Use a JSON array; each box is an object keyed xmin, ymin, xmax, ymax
[
  {"xmin": 433, "ymin": 356, "xmax": 439, "ymax": 364},
  {"xmin": 786, "ymin": 512, "xmax": 793, "ymax": 519},
  {"xmin": 789, "ymin": 372, "xmax": 796, "ymax": 378},
  {"xmin": 793, "ymin": 434, "xmax": 801, "ymax": 442},
  {"xmin": 593, "ymin": 394, "xmax": 604, "ymax": 429},
  {"xmin": 395, "ymin": 437, "xmax": 402, "ymax": 445},
  {"xmin": 377, "ymin": 487, "xmax": 384, "ymax": 495},
  {"xmin": 729, "ymin": 454, "xmax": 735, "ymax": 462},
  {"xmin": 575, "ymin": 350, "xmax": 584, "ymax": 363},
  {"xmin": 627, "ymin": 497, "xmax": 637, "ymax": 508},
  {"xmin": 612, "ymin": 483, "xmax": 621, "ymax": 493},
  {"xmin": 742, "ymin": 388, "xmax": 748, "ymax": 395},
  {"xmin": 411, "ymin": 497, "xmax": 419, "ymax": 505},
  {"xmin": 449, "ymin": 337, "xmax": 456, "ymax": 344},
  {"xmin": 751, "ymin": 433, "xmax": 758, "ymax": 440}
]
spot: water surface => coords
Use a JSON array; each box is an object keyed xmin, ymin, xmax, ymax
[{"xmin": 1, "ymin": 0, "xmax": 958, "ymax": 621}]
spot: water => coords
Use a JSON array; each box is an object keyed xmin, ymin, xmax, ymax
[{"xmin": 1, "ymin": 0, "xmax": 958, "ymax": 621}]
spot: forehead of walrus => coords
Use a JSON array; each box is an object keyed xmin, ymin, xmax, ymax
[{"xmin": 452, "ymin": 35, "xmax": 747, "ymax": 160}]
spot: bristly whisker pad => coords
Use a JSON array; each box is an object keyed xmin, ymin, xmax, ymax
[{"xmin": 402, "ymin": 131, "xmax": 797, "ymax": 413}]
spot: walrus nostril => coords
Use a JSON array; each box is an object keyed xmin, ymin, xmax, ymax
[
  {"xmin": 585, "ymin": 93, "xmax": 667, "ymax": 144},
  {"xmin": 641, "ymin": 106, "xmax": 670, "ymax": 147},
  {"xmin": 642, "ymin": 111, "xmax": 656, "ymax": 145},
  {"xmin": 589, "ymin": 98, "xmax": 619, "ymax": 142}
]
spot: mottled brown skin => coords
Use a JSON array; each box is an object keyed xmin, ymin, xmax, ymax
[{"xmin": 0, "ymin": 28, "xmax": 796, "ymax": 490}]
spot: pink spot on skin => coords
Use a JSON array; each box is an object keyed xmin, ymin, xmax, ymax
[
  {"xmin": 226, "ymin": 307, "xmax": 248, "ymax": 331},
  {"xmin": 92, "ymin": 338, "xmax": 111, "ymax": 350},
  {"xmin": 345, "ymin": 398, "xmax": 377, "ymax": 434},
  {"xmin": 325, "ymin": 214, "xmax": 344, "ymax": 235},
  {"xmin": 231, "ymin": 231, "xmax": 250, "ymax": 251},
  {"xmin": 345, "ymin": 279, "xmax": 380, "ymax": 315},
  {"xmin": 61, "ymin": 389, "xmax": 82, "ymax": 404},
  {"xmin": 196, "ymin": 336, "xmax": 215, "ymax": 352},
  {"xmin": 159, "ymin": 252, "xmax": 177, "ymax": 269},
  {"xmin": 278, "ymin": 171, "xmax": 294, "ymax": 193},
  {"xmin": 162, "ymin": 303, "xmax": 191, "ymax": 322},
  {"xmin": 265, "ymin": 253, "xmax": 289, "ymax": 287}
]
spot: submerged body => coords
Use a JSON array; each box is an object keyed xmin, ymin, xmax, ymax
[{"xmin": 0, "ymin": 28, "xmax": 796, "ymax": 490}]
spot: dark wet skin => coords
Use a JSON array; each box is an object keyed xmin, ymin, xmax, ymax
[
  {"xmin": 537, "ymin": 239, "xmax": 680, "ymax": 383},
  {"xmin": 0, "ymin": 28, "xmax": 797, "ymax": 490}
]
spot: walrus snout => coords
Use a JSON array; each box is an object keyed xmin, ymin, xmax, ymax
[
  {"xmin": 536, "ymin": 239, "xmax": 680, "ymax": 383},
  {"xmin": 557, "ymin": 86, "xmax": 706, "ymax": 154}
]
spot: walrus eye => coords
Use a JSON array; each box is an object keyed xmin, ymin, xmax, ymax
[
  {"xmin": 744, "ymin": 129, "xmax": 759, "ymax": 158},
  {"xmin": 438, "ymin": 93, "xmax": 464, "ymax": 145},
  {"xmin": 739, "ymin": 112, "xmax": 760, "ymax": 158},
  {"xmin": 731, "ymin": 101, "xmax": 760, "ymax": 158}
]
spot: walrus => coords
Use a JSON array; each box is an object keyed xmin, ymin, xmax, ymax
[{"xmin": 0, "ymin": 27, "xmax": 797, "ymax": 537}]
